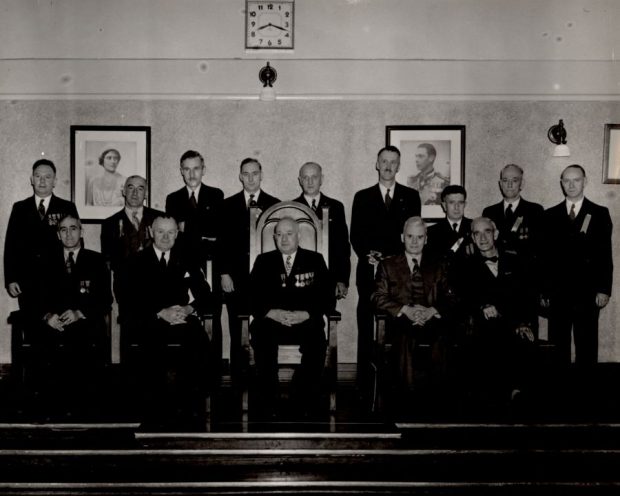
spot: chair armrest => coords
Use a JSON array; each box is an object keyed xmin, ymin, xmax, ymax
[
  {"xmin": 374, "ymin": 312, "xmax": 388, "ymax": 346},
  {"xmin": 199, "ymin": 311, "xmax": 214, "ymax": 341}
]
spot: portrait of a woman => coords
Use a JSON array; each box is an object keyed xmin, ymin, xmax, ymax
[{"xmin": 86, "ymin": 148, "xmax": 126, "ymax": 207}]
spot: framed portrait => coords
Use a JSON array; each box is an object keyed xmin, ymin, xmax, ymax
[
  {"xmin": 71, "ymin": 125, "xmax": 151, "ymax": 222},
  {"xmin": 386, "ymin": 125, "xmax": 465, "ymax": 221},
  {"xmin": 603, "ymin": 124, "xmax": 620, "ymax": 184}
]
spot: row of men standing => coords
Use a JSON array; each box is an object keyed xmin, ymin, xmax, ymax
[{"xmin": 4, "ymin": 148, "xmax": 613, "ymax": 398}]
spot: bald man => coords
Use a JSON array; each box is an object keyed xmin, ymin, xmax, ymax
[
  {"xmin": 293, "ymin": 161, "xmax": 351, "ymax": 301},
  {"xmin": 249, "ymin": 217, "xmax": 333, "ymax": 415}
]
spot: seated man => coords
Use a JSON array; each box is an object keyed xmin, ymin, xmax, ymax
[
  {"xmin": 125, "ymin": 215, "xmax": 212, "ymax": 425},
  {"xmin": 372, "ymin": 216, "xmax": 457, "ymax": 413},
  {"xmin": 459, "ymin": 217, "xmax": 536, "ymax": 406},
  {"xmin": 30, "ymin": 214, "xmax": 112, "ymax": 413},
  {"xmin": 249, "ymin": 217, "xmax": 333, "ymax": 415}
]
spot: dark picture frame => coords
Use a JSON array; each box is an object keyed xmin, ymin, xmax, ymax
[
  {"xmin": 386, "ymin": 125, "xmax": 465, "ymax": 221},
  {"xmin": 71, "ymin": 125, "xmax": 151, "ymax": 222},
  {"xmin": 603, "ymin": 124, "xmax": 620, "ymax": 184}
]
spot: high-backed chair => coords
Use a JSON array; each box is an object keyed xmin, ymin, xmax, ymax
[{"xmin": 240, "ymin": 201, "xmax": 340, "ymax": 413}]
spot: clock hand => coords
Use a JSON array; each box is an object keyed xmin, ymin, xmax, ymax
[
  {"xmin": 257, "ymin": 23, "xmax": 272, "ymax": 30},
  {"xmin": 270, "ymin": 24, "xmax": 288, "ymax": 31}
]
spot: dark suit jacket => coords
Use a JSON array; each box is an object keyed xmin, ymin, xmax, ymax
[
  {"xmin": 460, "ymin": 251, "xmax": 536, "ymax": 333},
  {"xmin": 4, "ymin": 194, "xmax": 79, "ymax": 292},
  {"xmin": 36, "ymin": 248, "xmax": 112, "ymax": 326},
  {"xmin": 372, "ymin": 250, "xmax": 456, "ymax": 321},
  {"xmin": 542, "ymin": 198, "xmax": 613, "ymax": 300},
  {"xmin": 126, "ymin": 245, "xmax": 211, "ymax": 326},
  {"xmin": 293, "ymin": 193, "xmax": 351, "ymax": 287},
  {"xmin": 350, "ymin": 183, "xmax": 421, "ymax": 288},
  {"xmin": 249, "ymin": 248, "xmax": 332, "ymax": 326},
  {"xmin": 165, "ymin": 183, "xmax": 224, "ymax": 261},
  {"xmin": 426, "ymin": 217, "xmax": 472, "ymax": 259},
  {"xmin": 217, "ymin": 190, "xmax": 280, "ymax": 288},
  {"xmin": 482, "ymin": 198, "xmax": 544, "ymax": 260},
  {"xmin": 100, "ymin": 206, "xmax": 164, "ymax": 272}
]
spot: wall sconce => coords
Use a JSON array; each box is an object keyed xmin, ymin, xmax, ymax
[
  {"xmin": 547, "ymin": 119, "xmax": 570, "ymax": 157},
  {"xmin": 259, "ymin": 61, "xmax": 277, "ymax": 101}
]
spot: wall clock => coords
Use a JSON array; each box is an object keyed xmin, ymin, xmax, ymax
[{"xmin": 245, "ymin": 1, "xmax": 294, "ymax": 50}]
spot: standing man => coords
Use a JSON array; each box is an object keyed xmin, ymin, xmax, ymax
[
  {"xmin": 482, "ymin": 164, "xmax": 544, "ymax": 264},
  {"xmin": 4, "ymin": 159, "xmax": 79, "ymax": 312},
  {"xmin": 408, "ymin": 144, "xmax": 449, "ymax": 206},
  {"xmin": 249, "ymin": 217, "xmax": 332, "ymax": 415},
  {"xmin": 351, "ymin": 146, "xmax": 421, "ymax": 386},
  {"xmin": 166, "ymin": 150, "xmax": 224, "ymax": 372},
  {"xmin": 218, "ymin": 158, "xmax": 280, "ymax": 379},
  {"xmin": 293, "ymin": 161, "xmax": 351, "ymax": 301},
  {"xmin": 372, "ymin": 217, "xmax": 457, "ymax": 412},
  {"xmin": 426, "ymin": 185, "xmax": 472, "ymax": 261},
  {"xmin": 541, "ymin": 165, "xmax": 613, "ymax": 367},
  {"xmin": 101, "ymin": 175, "xmax": 164, "ymax": 312}
]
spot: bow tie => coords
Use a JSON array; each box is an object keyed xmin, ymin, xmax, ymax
[{"xmin": 483, "ymin": 255, "xmax": 499, "ymax": 263}]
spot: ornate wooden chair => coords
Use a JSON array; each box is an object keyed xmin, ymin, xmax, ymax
[{"xmin": 240, "ymin": 201, "xmax": 340, "ymax": 413}]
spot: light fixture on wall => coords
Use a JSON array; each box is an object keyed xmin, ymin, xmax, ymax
[
  {"xmin": 259, "ymin": 61, "xmax": 277, "ymax": 101},
  {"xmin": 547, "ymin": 119, "xmax": 570, "ymax": 157}
]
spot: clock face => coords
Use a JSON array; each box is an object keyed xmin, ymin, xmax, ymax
[{"xmin": 246, "ymin": 1, "xmax": 294, "ymax": 50}]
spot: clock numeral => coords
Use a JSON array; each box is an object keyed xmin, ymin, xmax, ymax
[
  {"xmin": 257, "ymin": 5, "xmax": 263, "ymax": 10},
  {"xmin": 251, "ymin": 21, "xmax": 255, "ymax": 27},
  {"xmin": 259, "ymin": 38, "xmax": 263, "ymax": 44},
  {"xmin": 285, "ymin": 11, "xmax": 290, "ymax": 17},
  {"xmin": 268, "ymin": 40, "xmax": 272, "ymax": 46},
  {"xmin": 285, "ymin": 32, "xmax": 289, "ymax": 37},
  {"xmin": 285, "ymin": 21, "xmax": 289, "ymax": 27},
  {"xmin": 277, "ymin": 39, "xmax": 282, "ymax": 45},
  {"xmin": 251, "ymin": 31, "xmax": 256, "ymax": 37},
  {"xmin": 267, "ymin": 3, "xmax": 273, "ymax": 9},
  {"xmin": 250, "ymin": 11, "xmax": 257, "ymax": 16}
]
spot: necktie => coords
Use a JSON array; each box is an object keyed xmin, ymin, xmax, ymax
[
  {"xmin": 190, "ymin": 191, "xmax": 198, "ymax": 209},
  {"xmin": 385, "ymin": 188, "xmax": 392, "ymax": 209},
  {"xmin": 569, "ymin": 203, "xmax": 576, "ymax": 220},
  {"xmin": 452, "ymin": 222, "xmax": 458, "ymax": 232},
  {"xmin": 311, "ymin": 198, "xmax": 317, "ymax": 211},
  {"xmin": 159, "ymin": 252, "xmax": 167, "ymax": 268},
  {"xmin": 506, "ymin": 203, "xmax": 514, "ymax": 225},
  {"xmin": 66, "ymin": 251, "xmax": 75, "ymax": 274},
  {"xmin": 131, "ymin": 211, "xmax": 140, "ymax": 230},
  {"xmin": 285, "ymin": 255, "xmax": 293, "ymax": 276},
  {"xmin": 248, "ymin": 193, "xmax": 257, "ymax": 208},
  {"xmin": 411, "ymin": 257, "xmax": 420, "ymax": 275},
  {"xmin": 38, "ymin": 199, "xmax": 46, "ymax": 220}
]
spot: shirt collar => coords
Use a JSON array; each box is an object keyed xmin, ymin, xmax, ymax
[
  {"xmin": 447, "ymin": 218, "xmax": 462, "ymax": 231},
  {"xmin": 64, "ymin": 247, "xmax": 80, "ymax": 261},
  {"xmin": 34, "ymin": 195, "xmax": 51, "ymax": 209},
  {"xmin": 153, "ymin": 246, "xmax": 170, "ymax": 261},
  {"xmin": 406, "ymin": 252, "xmax": 422, "ymax": 271},
  {"xmin": 186, "ymin": 183, "xmax": 202, "ymax": 199},
  {"xmin": 303, "ymin": 192, "xmax": 321, "ymax": 205},
  {"xmin": 124, "ymin": 205, "xmax": 144, "ymax": 218},
  {"xmin": 378, "ymin": 183, "xmax": 395, "ymax": 198},
  {"xmin": 282, "ymin": 250, "xmax": 297, "ymax": 265},
  {"xmin": 566, "ymin": 197, "xmax": 584, "ymax": 215},
  {"xmin": 244, "ymin": 189, "xmax": 261, "ymax": 204},
  {"xmin": 504, "ymin": 197, "xmax": 521, "ymax": 212}
]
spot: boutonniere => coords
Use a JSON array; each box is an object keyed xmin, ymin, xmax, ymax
[
  {"xmin": 183, "ymin": 271, "xmax": 191, "ymax": 279},
  {"xmin": 80, "ymin": 280, "xmax": 91, "ymax": 294},
  {"xmin": 280, "ymin": 274, "xmax": 286, "ymax": 287}
]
